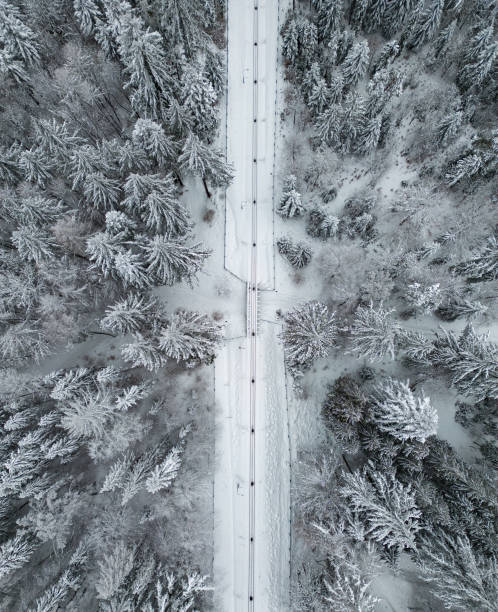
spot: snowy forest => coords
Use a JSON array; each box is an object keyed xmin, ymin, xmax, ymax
[
  {"xmin": 0, "ymin": 0, "xmax": 497, "ymax": 610},
  {"xmin": 278, "ymin": 0, "xmax": 497, "ymax": 610},
  {"xmin": 0, "ymin": 0, "xmax": 228, "ymax": 609}
]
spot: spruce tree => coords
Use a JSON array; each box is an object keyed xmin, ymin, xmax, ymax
[
  {"xmin": 341, "ymin": 40, "xmax": 369, "ymax": 86},
  {"xmin": 101, "ymin": 294, "xmax": 156, "ymax": 334},
  {"xmin": 277, "ymin": 174, "xmax": 305, "ymax": 217},
  {"xmin": 281, "ymin": 301, "xmax": 337, "ymax": 371},
  {"xmin": 350, "ymin": 303, "xmax": 400, "ymax": 361},
  {"xmin": 372, "ymin": 378, "xmax": 438, "ymax": 442}
]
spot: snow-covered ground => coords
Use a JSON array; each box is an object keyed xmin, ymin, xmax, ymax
[{"xmin": 213, "ymin": 1, "xmax": 290, "ymax": 610}]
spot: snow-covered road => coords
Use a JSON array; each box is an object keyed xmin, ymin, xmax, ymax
[{"xmin": 214, "ymin": 1, "xmax": 290, "ymax": 610}]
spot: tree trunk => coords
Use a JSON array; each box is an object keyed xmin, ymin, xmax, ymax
[{"xmin": 202, "ymin": 177, "xmax": 212, "ymax": 199}]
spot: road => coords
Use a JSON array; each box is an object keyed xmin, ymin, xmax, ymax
[{"xmin": 213, "ymin": 1, "xmax": 290, "ymax": 610}]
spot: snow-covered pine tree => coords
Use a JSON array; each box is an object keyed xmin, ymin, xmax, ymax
[
  {"xmin": 340, "ymin": 92, "xmax": 366, "ymax": 152},
  {"xmin": 355, "ymin": 114, "xmax": 382, "ymax": 155},
  {"xmin": 350, "ymin": 0, "xmax": 369, "ymax": 31},
  {"xmin": 371, "ymin": 40, "xmax": 400, "ymax": 75},
  {"xmin": 86, "ymin": 231, "xmax": 125, "ymax": 278},
  {"xmin": 11, "ymin": 225, "xmax": 55, "ymax": 264},
  {"xmin": 445, "ymin": 153, "xmax": 483, "ymax": 186},
  {"xmin": 0, "ymin": 144, "xmax": 21, "ymax": 184},
  {"xmin": 105, "ymin": 210, "xmax": 136, "ymax": 237},
  {"xmin": 436, "ymin": 109, "xmax": 464, "ymax": 145},
  {"xmin": 306, "ymin": 205, "xmax": 340, "ymax": 239},
  {"xmin": 34, "ymin": 119, "xmax": 83, "ymax": 162},
  {"xmin": 281, "ymin": 301, "xmax": 337, "ymax": 370},
  {"xmin": 339, "ymin": 464, "xmax": 421, "ymax": 551},
  {"xmin": 113, "ymin": 250, "xmax": 150, "ymax": 289},
  {"xmin": 123, "ymin": 173, "xmax": 190, "ymax": 235},
  {"xmin": 83, "ymin": 172, "xmax": 121, "ymax": 212},
  {"xmin": 341, "ymin": 40, "xmax": 369, "ymax": 86},
  {"xmin": 432, "ymin": 19, "xmax": 457, "ymax": 60},
  {"xmin": 282, "ymin": 16, "xmax": 300, "ymax": 63},
  {"xmin": 182, "ymin": 67, "xmax": 218, "ymax": 139},
  {"xmin": 308, "ymin": 78, "xmax": 330, "ymax": 116},
  {"xmin": 0, "ymin": 0, "xmax": 40, "ymax": 66},
  {"xmin": 383, "ymin": 0, "xmax": 416, "ymax": 37},
  {"xmin": 329, "ymin": 70, "xmax": 345, "ymax": 103},
  {"xmin": 0, "ymin": 532, "xmax": 36, "ymax": 580},
  {"xmin": 432, "ymin": 324, "xmax": 498, "ymax": 400},
  {"xmin": 73, "ymin": 0, "xmax": 102, "ymax": 37},
  {"xmin": 453, "ymin": 235, "xmax": 498, "ymax": 281},
  {"xmin": 407, "ymin": 0, "xmax": 445, "ymax": 49},
  {"xmin": 17, "ymin": 147, "xmax": 53, "ymax": 187},
  {"xmin": 317, "ymin": 0, "xmax": 343, "ymax": 42},
  {"xmin": 142, "ymin": 235, "xmax": 210, "ymax": 286},
  {"xmin": 131, "ymin": 119, "xmax": 176, "ymax": 168},
  {"xmin": 364, "ymin": 0, "xmax": 389, "ymax": 32},
  {"xmin": 277, "ymin": 174, "xmax": 305, "ymax": 217},
  {"xmin": 301, "ymin": 62, "xmax": 321, "ymax": 102},
  {"xmin": 458, "ymin": 39, "xmax": 498, "ymax": 90},
  {"xmin": 436, "ymin": 295, "xmax": 487, "ymax": 321},
  {"xmin": 145, "ymin": 446, "xmax": 182, "ymax": 493},
  {"xmin": 323, "ymin": 563, "xmax": 378, "ymax": 611},
  {"xmin": 116, "ymin": 13, "xmax": 174, "ymax": 120},
  {"xmin": 178, "ymin": 133, "xmax": 233, "ymax": 197},
  {"xmin": 101, "ymin": 294, "xmax": 157, "ymax": 334},
  {"xmin": 121, "ymin": 333, "xmax": 166, "ymax": 370},
  {"xmin": 371, "ymin": 378, "xmax": 438, "ymax": 442},
  {"xmin": 158, "ymin": 310, "xmax": 222, "ymax": 365},
  {"xmin": 417, "ymin": 530, "xmax": 498, "ymax": 612},
  {"xmin": 277, "ymin": 236, "xmax": 313, "ymax": 268},
  {"xmin": 350, "ymin": 303, "xmax": 401, "ymax": 361},
  {"xmin": 315, "ymin": 103, "xmax": 342, "ymax": 146},
  {"xmin": 204, "ymin": 47, "xmax": 225, "ymax": 96}
]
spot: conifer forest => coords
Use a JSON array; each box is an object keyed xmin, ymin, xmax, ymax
[{"xmin": 0, "ymin": 0, "xmax": 496, "ymax": 610}]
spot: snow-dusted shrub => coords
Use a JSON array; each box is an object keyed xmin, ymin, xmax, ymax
[{"xmin": 405, "ymin": 282, "xmax": 442, "ymax": 314}]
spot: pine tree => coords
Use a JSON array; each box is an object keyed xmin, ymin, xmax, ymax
[
  {"xmin": 123, "ymin": 173, "xmax": 190, "ymax": 235},
  {"xmin": 0, "ymin": 0, "xmax": 40, "ymax": 66},
  {"xmin": 131, "ymin": 119, "xmax": 177, "ymax": 168},
  {"xmin": 372, "ymin": 378, "xmax": 438, "ymax": 442},
  {"xmin": 306, "ymin": 205, "xmax": 340, "ymax": 239},
  {"xmin": 371, "ymin": 40, "xmax": 400, "ymax": 75},
  {"xmin": 350, "ymin": 0, "xmax": 369, "ymax": 31},
  {"xmin": 417, "ymin": 531, "xmax": 498, "ymax": 612},
  {"xmin": 121, "ymin": 333, "xmax": 166, "ymax": 370},
  {"xmin": 340, "ymin": 92, "xmax": 366, "ymax": 152},
  {"xmin": 436, "ymin": 295, "xmax": 487, "ymax": 321},
  {"xmin": 453, "ymin": 236, "xmax": 498, "ymax": 281},
  {"xmin": 407, "ymin": 0, "xmax": 445, "ymax": 49},
  {"xmin": 142, "ymin": 235, "xmax": 210, "ymax": 286},
  {"xmin": 301, "ymin": 62, "xmax": 321, "ymax": 102},
  {"xmin": 445, "ymin": 154, "xmax": 483, "ymax": 186},
  {"xmin": 437, "ymin": 109, "xmax": 464, "ymax": 145},
  {"xmin": 11, "ymin": 225, "xmax": 56, "ymax": 264},
  {"xmin": 83, "ymin": 172, "xmax": 121, "ymax": 212},
  {"xmin": 17, "ymin": 147, "xmax": 54, "ymax": 187},
  {"xmin": 281, "ymin": 301, "xmax": 337, "ymax": 370},
  {"xmin": 182, "ymin": 67, "xmax": 218, "ymax": 139},
  {"xmin": 458, "ymin": 40, "xmax": 498, "ymax": 90},
  {"xmin": 277, "ymin": 174, "xmax": 305, "ymax": 218},
  {"xmin": 114, "ymin": 250, "xmax": 150, "ymax": 289},
  {"xmin": 145, "ymin": 446, "xmax": 182, "ymax": 493},
  {"xmin": 364, "ymin": 0, "xmax": 389, "ymax": 32},
  {"xmin": 105, "ymin": 210, "xmax": 136, "ymax": 237},
  {"xmin": 178, "ymin": 133, "xmax": 233, "ymax": 197},
  {"xmin": 101, "ymin": 294, "xmax": 156, "ymax": 334},
  {"xmin": 315, "ymin": 103, "xmax": 342, "ymax": 146},
  {"xmin": 116, "ymin": 14, "xmax": 175, "ymax": 120},
  {"xmin": 350, "ymin": 303, "xmax": 400, "ymax": 361},
  {"xmin": 340, "ymin": 464, "xmax": 421, "ymax": 551},
  {"xmin": 282, "ymin": 17, "xmax": 300, "ymax": 63},
  {"xmin": 323, "ymin": 563, "xmax": 378, "ymax": 611},
  {"xmin": 341, "ymin": 40, "xmax": 369, "ymax": 86},
  {"xmin": 204, "ymin": 48, "xmax": 225, "ymax": 96},
  {"xmin": 383, "ymin": 0, "xmax": 416, "ymax": 36},
  {"xmin": 73, "ymin": 0, "xmax": 102, "ymax": 37},
  {"xmin": 0, "ymin": 48, "xmax": 29, "ymax": 84},
  {"xmin": 308, "ymin": 78, "xmax": 330, "ymax": 116},
  {"xmin": 317, "ymin": 0, "xmax": 343, "ymax": 41},
  {"xmin": 356, "ymin": 114, "xmax": 382, "ymax": 155},
  {"xmin": 158, "ymin": 310, "xmax": 222, "ymax": 365},
  {"xmin": 329, "ymin": 70, "xmax": 344, "ymax": 103},
  {"xmin": 0, "ymin": 144, "xmax": 21, "ymax": 184},
  {"xmin": 432, "ymin": 324, "xmax": 498, "ymax": 401},
  {"xmin": 433, "ymin": 19, "xmax": 457, "ymax": 60},
  {"xmin": 86, "ymin": 231, "xmax": 125, "ymax": 278},
  {"xmin": 0, "ymin": 324, "xmax": 50, "ymax": 363},
  {"xmin": 34, "ymin": 119, "xmax": 83, "ymax": 161},
  {"xmin": 158, "ymin": 0, "xmax": 207, "ymax": 55},
  {"xmin": 0, "ymin": 533, "xmax": 36, "ymax": 580},
  {"xmin": 277, "ymin": 236, "xmax": 312, "ymax": 268}
]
